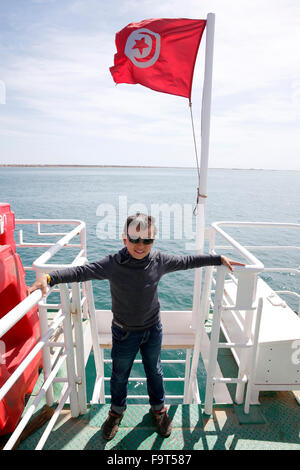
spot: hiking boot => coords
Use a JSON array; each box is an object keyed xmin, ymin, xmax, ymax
[
  {"xmin": 102, "ymin": 409, "xmax": 124, "ymax": 440},
  {"xmin": 151, "ymin": 407, "xmax": 172, "ymax": 437}
]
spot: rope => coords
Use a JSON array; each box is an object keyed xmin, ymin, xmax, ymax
[{"xmin": 189, "ymin": 100, "xmax": 207, "ymax": 216}]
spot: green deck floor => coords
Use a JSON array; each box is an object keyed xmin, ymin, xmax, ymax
[
  {"xmin": 5, "ymin": 316, "xmax": 300, "ymax": 451},
  {"xmin": 17, "ymin": 391, "xmax": 300, "ymax": 450}
]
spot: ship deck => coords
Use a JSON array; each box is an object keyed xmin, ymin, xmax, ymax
[
  {"xmin": 15, "ymin": 394, "xmax": 300, "ymax": 451},
  {"xmin": 12, "ymin": 338, "xmax": 300, "ymax": 451}
]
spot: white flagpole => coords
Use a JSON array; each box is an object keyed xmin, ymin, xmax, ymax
[{"xmin": 192, "ymin": 13, "xmax": 215, "ymax": 328}]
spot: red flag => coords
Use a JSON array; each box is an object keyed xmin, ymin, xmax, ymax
[{"xmin": 110, "ymin": 18, "xmax": 206, "ymax": 99}]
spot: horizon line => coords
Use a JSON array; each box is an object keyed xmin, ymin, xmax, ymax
[{"xmin": 0, "ymin": 164, "xmax": 298, "ymax": 171}]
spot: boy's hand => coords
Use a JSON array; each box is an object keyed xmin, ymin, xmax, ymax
[
  {"xmin": 220, "ymin": 255, "xmax": 245, "ymax": 272},
  {"xmin": 27, "ymin": 274, "xmax": 49, "ymax": 296}
]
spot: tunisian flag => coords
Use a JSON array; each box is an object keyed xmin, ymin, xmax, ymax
[{"xmin": 110, "ymin": 18, "xmax": 206, "ymax": 100}]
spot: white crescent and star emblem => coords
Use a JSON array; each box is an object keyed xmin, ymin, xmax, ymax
[{"xmin": 125, "ymin": 28, "xmax": 161, "ymax": 68}]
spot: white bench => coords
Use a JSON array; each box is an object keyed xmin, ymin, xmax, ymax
[{"xmin": 96, "ymin": 309, "xmax": 196, "ymax": 349}]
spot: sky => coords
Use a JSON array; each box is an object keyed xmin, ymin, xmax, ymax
[{"xmin": 0, "ymin": 0, "xmax": 299, "ymax": 170}]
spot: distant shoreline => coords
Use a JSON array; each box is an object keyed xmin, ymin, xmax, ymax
[{"xmin": 0, "ymin": 164, "xmax": 293, "ymax": 171}]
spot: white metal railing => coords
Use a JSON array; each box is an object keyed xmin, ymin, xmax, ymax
[
  {"xmin": 0, "ymin": 219, "xmax": 90, "ymax": 450},
  {"xmin": 96, "ymin": 356, "xmax": 190, "ymax": 404},
  {"xmin": 186, "ymin": 223, "xmax": 264, "ymax": 407},
  {"xmin": 202, "ymin": 265, "xmax": 263, "ymax": 415},
  {"xmin": 188, "ymin": 221, "xmax": 299, "ymax": 413},
  {"xmin": 212, "ymin": 221, "xmax": 300, "ymax": 314},
  {"xmin": 15, "ymin": 218, "xmax": 86, "ymax": 274}
]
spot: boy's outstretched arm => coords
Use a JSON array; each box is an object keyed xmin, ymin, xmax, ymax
[
  {"xmin": 27, "ymin": 257, "xmax": 112, "ymax": 296},
  {"xmin": 160, "ymin": 252, "xmax": 245, "ymax": 275}
]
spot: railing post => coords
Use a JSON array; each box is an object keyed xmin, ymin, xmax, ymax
[
  {"xmin": 186, "ymin": 229, "xmax": 217, "ymax": 403},
  {"xmin": 183, "ymin": 349, "xmax": 192, "ymax": 403},
  {"xmin": 204, "ymin": 227, "xmax": 216, "ymax": 321},
  {"xmin": 85, "ymin": 281, "xmax": 105, "ymax": 404},
  {"xmin": 38, "ymin": 302, "xmax": 54, "ymax": 406},
  {"xmin": 203, "ymin": 266, "xmax": 215, "ymax": 321},
  {"xmin": 80, "ymin": 223, "xmax": 87, "ymax": 259},
  {"xmin": 60, "ymin": 284, "xmax": 80, "ymax": 417},
  {"xmin": 33, "ymin": 260, "xmax": 55, "ymax": 407},
  {"xmin": 244, "ymin": 298, "xmax": 263, "ymax": 413},
  {"xmin": 186, "ymin": 265, "xmax": 214, "ymax": 404},
  {"xmin": 235, "ymin": 271, "xmax": 258, "ymax": 404},
  {"xmin": 71, "ymin": 282, "xmax": 87, "ymax": 414},
  {"xmin": 204, "ymin": 266, "xmax": 226, "ymax": 415}
]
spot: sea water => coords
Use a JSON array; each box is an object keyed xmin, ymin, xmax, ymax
[{"xmin": 1, "ymin": 166, "xmax": 299, "ymax": 402}]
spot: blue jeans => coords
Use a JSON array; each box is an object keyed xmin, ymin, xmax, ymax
[{"xmin": 110, "ymin": 321, "xmax": 165, "ymax": 414}]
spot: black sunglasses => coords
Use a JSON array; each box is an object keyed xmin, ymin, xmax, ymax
[{"xmin": 127, "ymin": 235, "xmax": 154, "ymax": 245}]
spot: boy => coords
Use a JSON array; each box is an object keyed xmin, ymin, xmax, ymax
[{"xmin": 28, "ymin": 213, "xmax": 243, "ymax": 440}]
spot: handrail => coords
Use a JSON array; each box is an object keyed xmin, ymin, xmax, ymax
[
  {"xmin": 0, "ymin": 219, "xmax": 88, "ymax": 449},
  {"xmin": 212, "ymin": 221, "xmax": 300, "ymax": 266},
  {"xmin": 15, "ymin": 218, "xmax": 86, "ymax": 273},
  {"xmin": 0, "ymin": 308, "xmax": 66, "ymax": 402},
  {"xmin": 211, "ymin": 222, "xmax": 264, "ymax": 272},
  {"xmin": 212, "ymin": 221, "xmax": 300, "ymax": 229},
  {"xmin": 1, "ymin": 219, "xmax": 86, "ymax": 338},
  {"xmin": 0, "ymin": 289, "xmax": 42, "ymax": 338},
  {"xmin": 211, "ymin": 221, "xmax": 299, "ymax": 307}
]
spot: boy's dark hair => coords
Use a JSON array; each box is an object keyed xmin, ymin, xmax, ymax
[{"xmin": 124, "ymin": 213, "xmax": 157, "ymax": 236}]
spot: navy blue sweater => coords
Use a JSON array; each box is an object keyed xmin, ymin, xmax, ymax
[{"xmin": 49, "ymin": 247, "xmax": 222, "ymax": 331}]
